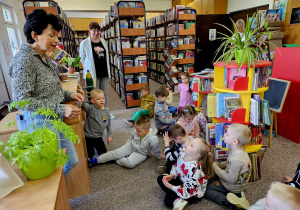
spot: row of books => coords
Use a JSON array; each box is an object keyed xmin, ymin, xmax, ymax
[
  {"xmin": 148, "ymin": 41, "xmax": 156, "ymax": 49},
  {"xmin": 149, "ymin": 71, "xmax": 165, "ymax": 83},
  {"xmin": 118, "ymin": 37, "xmax": 146, "ymax": 52},
  {"xmin": 108, "ymin": 39, "xmax": 117, "ymax": 52},
  {"xmin": 250, "ymin": 94, "xmax": 272, "ymax": 126},
  {"xmin": 157, "ymin": 27, "xmax": 165, "ymax": 37},
  {"xmin": 207, "ymin": 93, "xmax": 241, "ymax": 119},
  {"xmin": 119, "ymin": 19, "xmax": 144, "ymax": 29},
  {"xmin": 252, "ymin": 67, "xmax": 270, "ymax": 91},
  {"xmin": 165, "ymin": 55, "xmax": 178, "ymax": 66},
  {"xmin": 168, "ymin": 66, "xmax": 178, "ymax": 77},
  {"xmin": 75, "ymin": 38, "xmax": 84, "ymax": 45},
  {"xmin": 157, "ymin": 40, "xmax": 165, "ymax": 49},
  {"xmin": 150, "ymin": 62, "xmax": 166, "ymax": 73},
  {"xmin": 178, "ymin": 36, "xmax": 195, "ymax": 45},
  {"xmin": 179, "ymin": 22, "xmax": 195, "ymax": 30},
  {"xmin": 197, "ymin": 78, "xmax": 214, "ymax": 92},
  {"xmin": 249, "ymin": 153, "xmax": 261, "ymax": 182},
  {"xmin": 157, "ymin": 53, "xmax": 164, "ymax": 61},
  {"xmin": 179, "ymin": 64, "xmax": 194, "ymax": 72},
  {"xmin": 206, "ymin": 123, "xmax": 230, "ymax": 148},
  {"xmin": 146, "ymin": 29, "xmax": 155, "ymax": 38},
  {"xmin": 124, "ymin": 74, "xmax": 147, "ymax": 85},
  {"xmin": 177, "ymin": 50, "xmax": 194, "ymax": 59},
  {"xmin": 75, "ymin": 32, "xmax": 89, "ymax": 37},
  {"xmin": 123, "ymin": 56, "xmax": 147, "ymax": 67},
  {"xmin": 149, "ymin": 51, "xmax": 156, "ymax": 60},
  {"xmin": 223, "ymin": 68, "xmax": 247, "ymax": 90},
  {"xmin": 165, "ymin": 5, "xmax": 195, "ymax": 22}
]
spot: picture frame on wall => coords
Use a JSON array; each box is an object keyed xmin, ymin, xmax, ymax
[
  {"xmin": 290, "ymin": 7, "xmax": 300, "ymax": 25},
  {"xmin": 209, "ymin": 29, "xmax": 216, "ymax": 41}
]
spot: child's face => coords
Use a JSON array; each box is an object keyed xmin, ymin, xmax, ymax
[
  {"xmin": 181, "ymin": 75, "xmax": 189, "ymax": 84},
  {"xmin": 141, "ymin": 89, "xmax": 149, "ymax": 97},
  {"xmin": 183, "ymin": 115, "xmax": 194, "ymax": 123},
  {"xmin": 91, "ymin": 93, "xmax": 105, "ymax": 108},
  {"xmin": 182, "ymin": 138, "xmax": 201, "ymax": 158},
  {"xmin": 165, "ymin": 87, "xmax": 170, "ymax": 91},
  {"xmin": 223, "ymin": 126, "xmax": 236, "ymax": 146},
  {"xmin": 135, "ymin": 125, "xmax": 149, "ymax": 137},
  {"xmin": 157, "ymin": 95, "xmax": 167, "ymax": 103}
]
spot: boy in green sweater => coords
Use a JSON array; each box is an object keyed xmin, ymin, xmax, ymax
[{"xmin": 124, "ymin": 85, "xmax": 156, "ymax": 126}]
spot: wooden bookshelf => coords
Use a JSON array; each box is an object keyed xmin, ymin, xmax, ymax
[{"xmin": 100, "ymin": 1, "xmax": 148, "ymax": 108}]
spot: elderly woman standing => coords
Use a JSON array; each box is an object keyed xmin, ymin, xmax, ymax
[
  {"xmin": 8, "ymin": 9, "xmax": 83, "ymax": 175},
  {"xmin": 233, "ymin": 19, "xmax": 245, "ymax": 42},
  {"xmin": 79, "ymin": 22, "xmax": 110, "ymax": 107}
]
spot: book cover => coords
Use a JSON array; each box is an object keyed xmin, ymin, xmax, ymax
[
  {"xmin": 207, "ymin": 93, "xmax": 217, "ymax": 117},
  {"xmin": 228, "ymin": 68, "xmax": 247, "ymax": 89},
  {"xmin": 221, "ymin": 123, "xmax": 230, "ymax": 149},
  {"xmin": 253, "ymin": 94, "xmax": 260, "ymax": 123},
  {"xmin": 225, "ymin": 97, "xmax": 242, "ymax": 121},
  {"xmin": 250, "ymin": 98, "xmax": 259, "ymax": 125},
  {"xmin": 215, "ymin": 123, "xmax": 223, "ymax": 146},
  {"xmin": 217, "ymin": 93, "xmax": 240, "ymax": 118},
  {"xmin": 206, "ymin": 123, "xmax": 216, "ymax": 145}
]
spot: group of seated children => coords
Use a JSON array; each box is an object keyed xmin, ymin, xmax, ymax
[{"xmin": 81, "ymin": 85, "xmax": 300, "ymax": 210}]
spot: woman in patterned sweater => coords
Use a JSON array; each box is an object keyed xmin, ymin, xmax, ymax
[{"xmin": 8, "ymin": 9, "xmax": 84, "ymax": 175}]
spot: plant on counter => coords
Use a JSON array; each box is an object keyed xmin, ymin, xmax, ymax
[
  {"xmin": 0, "ymin": 100, "xmax": 80, "ymax": 180},
  {"xmin": 214, "ymin": 13, "xmax": 276, "ymax": 71},
  {"xmin": 61, "ymin": 56, "xmax": 81, "ymax": 74}
]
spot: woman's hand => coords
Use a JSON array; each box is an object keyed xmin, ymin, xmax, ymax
[
  {"xmin": 64, "ymin": 104, "xmax": 81, "ymax": 118},
  {"xmin": 71, "ymin": 92, "xmax": 84, "ymax": 102}
]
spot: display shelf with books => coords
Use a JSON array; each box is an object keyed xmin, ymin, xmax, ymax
[
  {"xmin": 105, "ymin": 1, "xmax": 148, "ymax": 108},
  {"xmin": 23, "ymin": 0, "xmax": 77, "ymax": 58},
  {"xmin": 206, "ymin": 60, "xmax": 272, "ymax": 155},
  {"xmin": 146, "ymin": 14, "xmax": 166, "ymax": 84}
]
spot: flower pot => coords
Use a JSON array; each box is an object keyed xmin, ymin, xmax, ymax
[
  {"xmin": 14, "ymin": 138, "xmax": 58, "ymax": 180},
  {"xmin": 235, "ymin": 50, "xmax": 248, "ymax": 63},
  {"xmin": 68, "ymin": 66, "xmax": 75, "ymax": 74}
]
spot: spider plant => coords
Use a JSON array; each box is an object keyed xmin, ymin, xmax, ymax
[{"xmin": 214, "ymin": 13, "xmax": 276, "ymax": 71}]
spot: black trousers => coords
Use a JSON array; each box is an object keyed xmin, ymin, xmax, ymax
[
  {"xmin": 157, "ymin": 175, "xmax": 197, "ymax": 207},
  {"xmin": 85, "ymin": 136, "xmax": 107, "ymax": 159}
]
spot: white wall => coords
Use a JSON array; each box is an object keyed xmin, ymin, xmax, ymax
[
  {"xmin": 227, "ymin": 0, "xmax": 274, "ymax": 13},
  {"xmin": 56, "ymin": 0, "xmax": 171, "ymax": 12}
]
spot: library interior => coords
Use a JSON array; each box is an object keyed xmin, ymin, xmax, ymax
[{"xmin": 0, "ymin": 0, "xmax": 300, "ymax": 209}]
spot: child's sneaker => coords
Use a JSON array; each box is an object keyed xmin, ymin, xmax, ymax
[
  {"xmin": 123, "ymin": 119, "xmax": 134, "ymax": 127},
  {"xmin": 173, "ymin": 198, "xmax": 188, "ymax": 210},
  {"xmin": 88, "ymin": 158, "xmax": 98, "ymax": 168},
  {"xmin": 225, "ymin": 191, "xmax": 250, "ymax": 209},
  {"xmin": 157, "ymin": 165, "xmax": 168, "ymax": 174}
]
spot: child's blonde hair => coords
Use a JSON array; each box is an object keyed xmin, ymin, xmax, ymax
[
  {"xmin": 269, "ymin": 182, "xmax": 300, "ymax": 209},
  {"xmin": 135, "ymin": 116, "xmax": 151, "ymax": 129},
  {"xmin": 197, "ymin": 139, "xmax": 215, "ymax": 180},
  {"xmin": 90, "ymin": 89, "xmax": 104, "ymax": 99},
  {"xmin": 168, "ymin": 124, "xmax": 186, "ymax": 138},
  {"xmin": 180, "ymin": 105, "xmax": 196, "ymax": 118},
  {"xmin": 141, "ymin": 85, "xmax": 150, "ymax": 92},
  {"xmin": 229, "ymin": 124, "xmax": 251, "ymax": 146}
]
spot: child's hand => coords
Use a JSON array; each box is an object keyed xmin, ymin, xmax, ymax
[
  {"xmin": 145, "ymin": 103, "xmax": 150, "ymax": 108},
  {"xmin": 162, "ymin": 174, "xmax": 174, "ymax": 182},
  {"xmin": 107, "ymin": 137, "xmax": 112, "ymax": 144},
  {"xmin": 163, "ymin": 176, "xmax": 174, "ymax": 190},
  {"xmin": 158, "ymin": 154, "xmax": 165, "ymax": 159},
  {"xmin": 163, "ymin": 132, "xmax": 172, "ymax": 146},
  {"xmin": 282, "ymin": 176, "xmax": 293, "ymax": 183}
]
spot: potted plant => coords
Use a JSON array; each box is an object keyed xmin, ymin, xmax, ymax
[
  {"xmin": 214, "ymin": 13, "xmax": 275, "ymax": 71},
  {"xmin": 0, "ymin": 100, "xmax": 80, "ymax": 180},
  {"xmin": 61, "ymin": 56, "xmax": 81, "ymax": 74}
]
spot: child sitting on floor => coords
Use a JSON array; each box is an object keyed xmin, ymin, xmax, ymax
[
  {"xmin": 81, "ymin": 88, "xmax": 112, "ymax": 159},
  {"xmin": 157, "ymin": 124, "xmax": 192, "ymax": 174},
  {"xmin": 176, "ymin": 105, "xmax": 200, "ymax": 138},
  {"xmin": 157, "ymin": 138, "xmax": 209, "ymax": 209},
  {"xmin": 165, "ymin": 85, "xmax": 177, "ymax": 115},
  {"xmin": 205, "ymin": 123, "xmax": 252, "ymax": 209},
  {"xmin": 88, "ymin": 116, "xmax": 165, "ymax": 168},
  {"xmin": 154, "ymin": 86, "xmax": 175, "ymax": 135},
  {"xmin": 124, "ymin": 85, "xmax": 155, "ymax": 126}
]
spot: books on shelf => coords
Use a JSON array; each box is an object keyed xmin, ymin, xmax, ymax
[
  {"xmin": 207, "ymin": 93, "xmax": 217, "ymax": 117},
  {"xmin": 216, "ymin": 93, "xmax": 240, "ymax": 118},
  {"xmin": 125, "ymin": 74, "xmax": 134, "ymax": 85},
  {"xmin": 225, "ymin": 98, "xmax": 242, "ymax": 121},
  {"xmin": 223, "ymin": 67, "xmax": 247, "ymax": 89},
  {"xmin": 206, "ymin": 122, "xmax": 230, "ymax": 149},
  {"xmin": 260, "ymin": 98, "xmax": 271, "ymax": 125}
]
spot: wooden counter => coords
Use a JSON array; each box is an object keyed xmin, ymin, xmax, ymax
[
  {"xmin": 0, "ymin": 76, "xmax": 90, "ymax": 207},
  {"xmin": 0, "ymin": 167, "xmax": 70, "ymax": 210}
]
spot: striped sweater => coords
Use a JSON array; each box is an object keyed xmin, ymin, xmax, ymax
[{"xmin": 154, "ymin": 100, "xmax": 174, "ymax": 130}]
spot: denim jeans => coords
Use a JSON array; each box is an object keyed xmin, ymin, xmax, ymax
[
  {"xmin": 17, "ymin": 111, "xmax": 78, "ymax": 176},
  {"xmin": 205, "ymin": 179, "xmax": 231, "ymax": 205}
]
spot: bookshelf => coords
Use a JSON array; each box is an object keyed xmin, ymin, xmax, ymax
[
  {"xmin": 146, "ymin": 15, "xmax": 166, "ymax": 84},
  {"xmin": 23, "ymin": 0, "xmax": 77, "ymax": 58},
  {"xmin": 100, "ymin": 1, "xmax": 148, "ymax": 108},
  {"xmin": 164, "ymin": 8, "xmax": 196, "ymax": 91}
]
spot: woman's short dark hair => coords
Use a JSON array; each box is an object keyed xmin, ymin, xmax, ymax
[
  {"xmin": 24, "ymin": 9, "xmax": 62, "ymax": 44},
  {"xmin": 89, "ymin": 22, "xmax": 100, "ymax": 30}
]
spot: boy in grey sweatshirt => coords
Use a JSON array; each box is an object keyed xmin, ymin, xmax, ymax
[
  {"xmin": 89, "ymin": 116, "xmax": 165, "ymax": 168},
  {"xmin": 205, "ymin": 124, "xmax": 252, "ymax": 209},
  {"xmin": 82, "ymin": 89, "xmax": 112, "ymax": 159}
]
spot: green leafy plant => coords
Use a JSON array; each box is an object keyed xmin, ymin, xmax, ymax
[
  {"xmin": 0, "ymin": 100, "xmax": 80, "ymax": 171},
  {"xmin": 214, "ymin": 13, "xmax": 277, "ymax": 71},
  {"xmin": 61, "ymin": 56, "xmax": 81, "ymax": 67}
]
